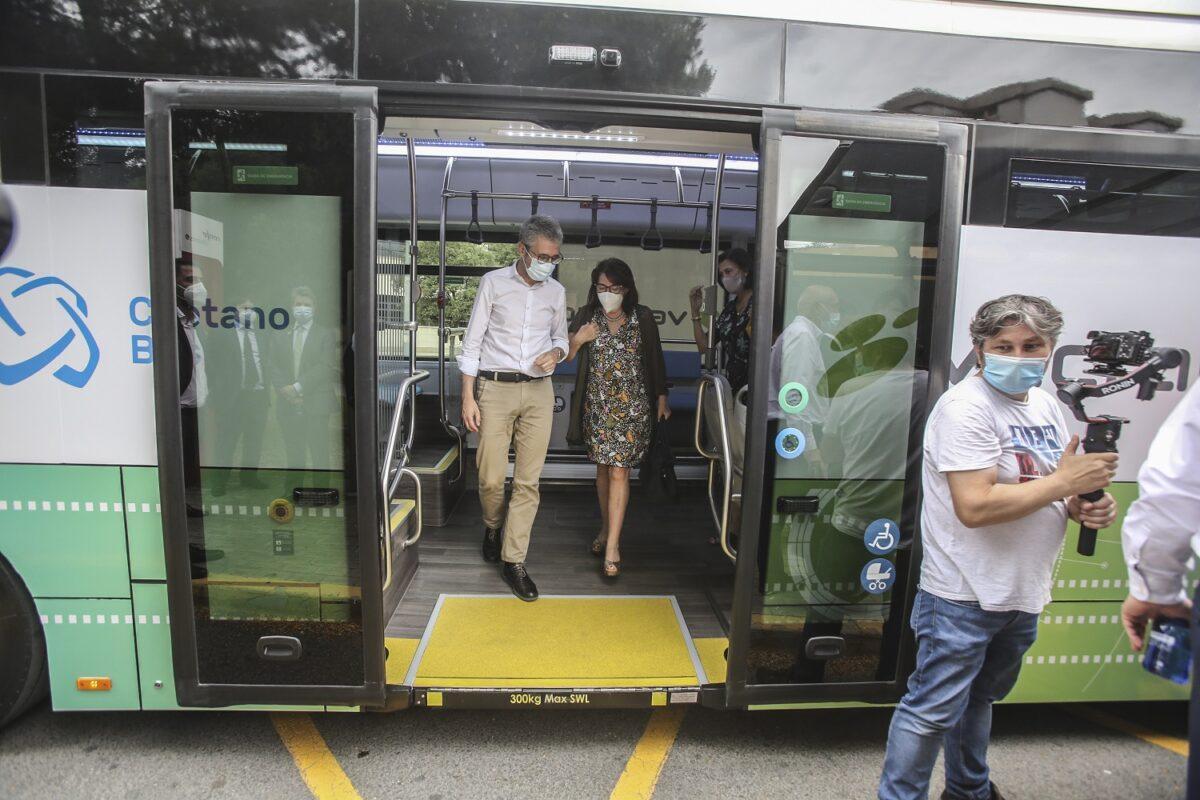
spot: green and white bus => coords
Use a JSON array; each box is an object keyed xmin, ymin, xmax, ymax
[{"xmin": 1, "ymin": 0, "xmax": 1199, "ymax": 724}]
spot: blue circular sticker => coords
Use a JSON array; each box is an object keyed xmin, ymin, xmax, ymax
[
  {"xmin": 775, "ymin": 427, "xmax": 806, "ymax": 460},
  {"xmin": 864, "ymin": 518, "xmax": 900, "ymax": 555},
  {"xmin": 860, "ymin": 558, "xmax": 896, "ymax": 595},
  {"xmin": 778, "ymin": 382, "xmax": 810, "ymax": 414}
]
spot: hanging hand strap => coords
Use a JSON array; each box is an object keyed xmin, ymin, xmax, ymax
[
  {"xmin": 531, "ymin": 192, "xmax": 539, "ymax": 216},
  {"xmin": 585, "ymin": 195, "xmax": 603, "ymax": 249},
  {"xmin": 699, "ymin": 202, "xmax": 713, "ymax": 254},
  {"xmin": 641, "ymin": 197, "xmax": 663, "ymax": 251},
  {"xmin": 465, "ymin": 190, "xmax": 484, "ymax": 244}
]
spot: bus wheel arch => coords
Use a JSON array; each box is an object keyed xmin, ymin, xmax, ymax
[{"xmin": 0, "ymin": 552, "xmax": 49, "ymax": 728}]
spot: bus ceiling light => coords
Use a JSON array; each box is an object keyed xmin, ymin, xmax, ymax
[
  {"xmin": 379, "ymin": 142, "xmax": 758, "ymax": 171},
  {"xmin": 548, "ymin": 45, "xmax": 596, "ymax": 66},
  {"xmin": 494, "ymin": 128, "xmax": 641, "ymax": 143}
]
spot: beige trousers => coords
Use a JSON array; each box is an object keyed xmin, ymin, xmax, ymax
[{"xmin": 475, "ymin": 377, "xmax": 554, "ymax": 563}]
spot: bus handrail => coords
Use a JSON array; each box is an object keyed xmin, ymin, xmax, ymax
[
  {"xmin": 693, "ymin": 372, "xmax": 737, "ymax": 562},
  {"xmin": 381, "ymin": 369, "xmax": 429, "ymax": 591},
  {"xmin": 436, "ymin": 156, "xmax": 467, "ymax": 485}
]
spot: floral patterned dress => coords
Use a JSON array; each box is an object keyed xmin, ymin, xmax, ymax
[
  {"xmin": 715, "ymin": 295, "xmax": 752, "ymax": 392},
  {"xmin": 584, "ymin": 308, "xmax": 651, "ymax": 468}
]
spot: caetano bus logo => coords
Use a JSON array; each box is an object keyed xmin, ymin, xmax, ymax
[{"xmin": 0, "ymin": 266, "xmax": 100, "ymax": 388}]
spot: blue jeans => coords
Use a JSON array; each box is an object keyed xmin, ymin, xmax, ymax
[{"xmin": 878, "ymin": 589, "xmax": 1039, "ymax": 800}]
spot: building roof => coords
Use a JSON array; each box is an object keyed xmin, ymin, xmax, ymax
[
  {"xmin": 882, "ymin": 78, "xmax": 1094, "ymax": 115},
  {"xmin": 1086, "ymin": 110, "xmax": 1184, "ymax": 130}
]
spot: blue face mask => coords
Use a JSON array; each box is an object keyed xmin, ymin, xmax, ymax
[{"xmin": 981, "ymin": 352, "xmax": 1047, "ymax": 395}]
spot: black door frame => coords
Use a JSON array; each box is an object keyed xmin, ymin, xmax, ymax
[
  {"xmin": 724, "ymin": 108, "xmax": 969, "ymax": 709},
  {"xmin": 145, "ymin": 80, "xmax": 385, "ymax": 708}
]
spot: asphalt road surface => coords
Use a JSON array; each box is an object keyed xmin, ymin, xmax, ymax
[{"xmin": 0, "ymin": 700, "xmax": 1188, "ymax": 799}]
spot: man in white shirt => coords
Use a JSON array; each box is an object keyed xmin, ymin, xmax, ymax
[
  {"xmin": 271, "ymin": 286, "xmax": 337, "ymax": 481},
  {"xmin": 879, "ymin": 295, "xmax": 1119, "ymax": 800},
  {"xmin": 211, "ymin": 294, "xmax": 271, "ymax": 495},
  {"xmin": 1119, "ymin": 385, "xmax": 1198, "ymax": 797},
  {"xmin": 458, "ymin": 215, "xmax": 569, "ymax": 601}
]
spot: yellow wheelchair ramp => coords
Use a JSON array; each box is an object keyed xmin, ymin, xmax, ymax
[{"xmin": 404, "ymin": 595, "xmax": 708, "ymax": 690}]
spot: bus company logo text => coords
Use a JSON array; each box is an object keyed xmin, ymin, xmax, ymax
[
  {"xmin": 128, "ymin": 297, "xmax": 293, "ymax": 364},
  {"xmin": 0, "ymin": 267, "xmax": 100, "ymax": 388}
]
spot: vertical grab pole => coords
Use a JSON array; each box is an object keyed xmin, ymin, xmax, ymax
[
  {"xmin": 437, "ymin": 157, "xmax": 455, "ymax": 430},
  {"xmin": 405, "ymin": 135, "xmax": 419, "ymax": 452},
  {"xmin": 705, "ymin": 154, "xmax": 726, "ymax": 371}
]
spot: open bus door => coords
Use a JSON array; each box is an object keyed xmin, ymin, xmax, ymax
[
  {"xmin": 145, "ymin": 82, "xmax": 387, "ymax": 707},
  {"xmin": 722, "ymin": 110, "xmax": 967, "ymax": 708}
]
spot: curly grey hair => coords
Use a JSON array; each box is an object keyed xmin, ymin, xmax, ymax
[
  {"xmin": 969, "ymin": 294, "xmax": 1064, "ymax": 347},
  {"xmin": 519, "ymin": 214, "xmax": 563, "ymax": 249}
]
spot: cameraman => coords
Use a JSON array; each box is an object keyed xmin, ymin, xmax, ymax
[
  {"xmin": 1119, "ymin": 384, "xmax": 1199, "ymax": 797},
  {"xmin": 879, "ymin": 295, "xmax": 1119, "ymax": 800}
]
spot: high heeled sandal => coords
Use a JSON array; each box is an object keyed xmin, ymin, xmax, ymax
[
  {"xmin": 590, "ymin": 536, "xmax": 606, "ymax": 556},
  {"xmin": 603, "ymin": 559, "xmax": 620, "ymax": 578}
]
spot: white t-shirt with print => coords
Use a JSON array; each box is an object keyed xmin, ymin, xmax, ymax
[{"xmin": 920, "ymin": 375, "xmax": 1069, "ymax": 613}]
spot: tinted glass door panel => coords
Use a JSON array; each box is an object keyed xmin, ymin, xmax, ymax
[
  {"xmin": 146, "ymin": 83, "xmax": 383, "ymax": 706},
  {"xmin": 727, "ymin": 112, "xmax": 965, "ymax": 707}
]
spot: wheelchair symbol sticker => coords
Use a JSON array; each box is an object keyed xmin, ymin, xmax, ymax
[
  {"xmin": 860, "ymin": 558, "xmax": 895, "ymax": 595},
  {"xmin": 864, "ymin": 519, "xmax": 899, "ymax": 555}
]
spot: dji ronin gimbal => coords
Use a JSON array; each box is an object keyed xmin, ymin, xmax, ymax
[{"xmin": 1056, "ymin": 331, "xmax": 1183, "ymax": 556}]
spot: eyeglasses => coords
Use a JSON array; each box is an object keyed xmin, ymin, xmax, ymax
[
  {"xmin": 594, "ymin": 284, "xmax": 627, "ymax": 294},
  {"xmin": 526, "ymin": 250, "xmax": 564, "ymax": 265}
]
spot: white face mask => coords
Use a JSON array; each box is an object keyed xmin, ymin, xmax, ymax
[
  {"xmin": 524, "ymin": 251, "xmax": 556, "ymax": 282},
  {"xmin": 183, "ymin": 281, "xmax": 207, "ymax": 307},
  {"xmin": 721, "ymin": 273, "xmax": 743, "ymax": 295},
  {"xmin": 598, "ymin": 291, "xmax": 623, "ymax": 313},
  {"xmin": 293, "ymin": 305, "xmax": 313, "ymax": 324},
  {"xmin": 827, "ymin": 312, "xmax": 841, "ymax": 330}
]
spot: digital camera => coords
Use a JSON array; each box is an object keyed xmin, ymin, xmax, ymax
[{"xmin": 1083, "ymin": 330, "xmax": 1155, "ymax": 376}]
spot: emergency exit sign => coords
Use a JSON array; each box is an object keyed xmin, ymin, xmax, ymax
[
  {"xmin": 232, "ymin": 165, "xmax": 299, "ymax": 186},
  {"xmin": 832, "ymin": 191, "xmax": 892, "ymax": 213}
]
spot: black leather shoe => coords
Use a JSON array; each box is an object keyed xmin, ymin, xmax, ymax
[
  {"xmin": 502, "ymin": 562, "xmax": 538, "ymax": 602},
  {"xmin": 482, "ymin": 527, "xmax": 502, "ymax": 563},
  {"xmin": 941, "ymin": 782, "xmax": 1003, "ymax": 800}
]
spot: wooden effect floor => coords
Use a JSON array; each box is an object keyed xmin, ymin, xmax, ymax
[{"xmin": 386, "ymin": 482, "xmax": 735, "ymax": 639}]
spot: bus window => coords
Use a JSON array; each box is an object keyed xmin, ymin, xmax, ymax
[{"xmin": 1006, "ymin": 159, "xmax": 1200, "ymax": 238}]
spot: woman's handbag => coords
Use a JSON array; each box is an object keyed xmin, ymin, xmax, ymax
[{"xmin": 639, "ymin": 419, "xmax": 677, "ymax": 501}]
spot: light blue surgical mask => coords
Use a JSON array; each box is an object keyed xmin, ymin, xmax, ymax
[
  {"xmin": 525, "ymin": 253, "xmax": 556, "ymax": 282},
  {"xmin": 981, "ymin": 352, "xmax": 1047, "ymax": 395}
]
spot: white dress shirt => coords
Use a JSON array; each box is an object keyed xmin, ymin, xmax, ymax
[
  {"xmin": 1122, "ymin": 385, "xmax": 1200, "ymax": 604},
  {"xmin": 457, "ymin": 263, "xmax": 568, "ymax": 378},
  {"xmin": 238, "ymin": 328, "xmax": 264, "ymax": 390},
  {"xmin": 177, "ymin": 307, "xmax": 207, "ymax": 408}
]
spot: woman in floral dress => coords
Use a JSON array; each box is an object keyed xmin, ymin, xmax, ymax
[{"xmin": 566, "ymin": 258, "xmax": 669, "ymax": 578}]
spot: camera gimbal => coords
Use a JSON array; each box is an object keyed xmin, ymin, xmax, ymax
[{"xmin": 1056, "ymin": 336, "xmax": 1183, "ymax": 556}]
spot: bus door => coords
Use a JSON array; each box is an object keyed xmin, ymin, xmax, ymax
[
  {"xmin": 145, "ymin": 82, "xmax": 387, "ymax": 707},
  {"xmin": 723, "ymin": 110, "xmax": 967, "ymax": 708}
]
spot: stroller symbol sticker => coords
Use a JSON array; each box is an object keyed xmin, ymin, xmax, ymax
[
  {"xmin": 860, "ymin": 558, "xmax": 895, "ymax": 595},
  {"xmin": 864, "ymin": 519, "xmax": 899, "ymax": 555}
]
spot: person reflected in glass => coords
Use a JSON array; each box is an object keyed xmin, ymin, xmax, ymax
[
  {"xmin": 768, "ymin": 283, "xmax": 841, "ymax": 472},
  {"xmin": 689, "ymin": 247, "xmax": 753, "ymax": 392},
  {"xmin": 270, "ymin": 286, "xmax": 337, "ymax": 484},
  {"xmin": 175, "ymin": 257, "xmax": 208, "ymax": 514},
  {"xmin": 567, "ymin": 259, "xmax": 669, "ymax": 578},
  {"xmin": 210, "ymin": 294, "xmax": 271, "ymax": 496}
]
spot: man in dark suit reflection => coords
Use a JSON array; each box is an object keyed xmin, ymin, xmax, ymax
[
  {"xmin": 271, "ymin": 286, "xmax": 337, "ymax": 483},
  {"xmin": 210, "ymin": 294, "xmax": 271, "ymax": 496}
]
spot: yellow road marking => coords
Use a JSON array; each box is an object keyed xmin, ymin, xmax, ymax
[
  {"xmin": 271, "ymin": 713, "xmax": 363, "ymax": 800},
  {"xmin": 1064, "ymin": 704, "xmax": 1189, "ymax": 757},
  {"xmin": 610, "ymin": 708, "xmax": 686, "ymax": 800}
]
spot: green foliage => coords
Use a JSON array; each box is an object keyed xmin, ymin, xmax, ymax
[{"xmin": 416, "ymin": 240, "xmax": 517, "ymax": 267}]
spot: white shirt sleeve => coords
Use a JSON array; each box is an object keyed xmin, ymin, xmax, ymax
[
  {"xmin": 929, "ymin": 397, "xmax": 1003, "ymax": 473},
  {"xmin": 550, "ymin": 289, "xmax": 569, "ymax": 361},
  {"xmin": 1122, "ymin": 385, "xmax": 1200, "ymax": 604},
  {"xmin": 456, "ymin": 274, "xmax": 492, "ymax": 377}
]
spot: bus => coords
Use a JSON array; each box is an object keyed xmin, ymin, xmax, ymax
[{"xmin": 1, "ymin": 0, "xmax": 1199, "ymax": 724}]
